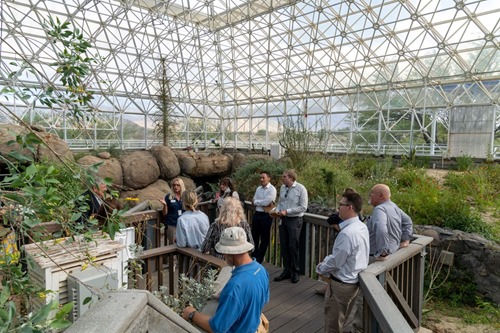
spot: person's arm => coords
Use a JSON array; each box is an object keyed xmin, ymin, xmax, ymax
[
  {"xmin": 232, "ymin": 191, "xmax": 240, "ymax": 200},
  {"xmin": 176, "ymin": 219, "xmax": 187, "ymax": 247},
  {"xmin": 316, "ymin": 234, "xmax": 349, "ymax": 277},
  {"xmin": 159, "ymin": 195, "xmax": 168, "ymax": 215},
  {"xmin": 253, "ymin": 186, "xmax": 277, "ymax": 207},
  {"xmin": 371, "ymin": 208, "xmax": 390, "ymax": 259},
  {"xmin": 182, "ymin": 306, "xmax": 213, "ymax": 333},
  {"xmin": 400, "ymin": 209, "xmax": 413, "ymax": 247}
]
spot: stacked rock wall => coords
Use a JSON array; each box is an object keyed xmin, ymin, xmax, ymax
[{"xmin": 415, "ymin": 225, "xmax": 500, "ymax": 305}]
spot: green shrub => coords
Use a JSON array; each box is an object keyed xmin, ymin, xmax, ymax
[
  {"xmin": 347, "ymin": 154, "xmax": 378, "ymax": 179},
  {"xmin": 444, "ymin": 164, "xmax": 500, "ymax": 209},
  {"xmin": 456, "ymin": 154, "xmax": 474, "ymax": 171},
  {"xmin": 300, "ymin": 156, "xmax": 355, "ymax": 207},
  {"xmin": 425, "ymin": 268, "xmax": 477, "ymax": 307},
  {"xmin": 232, "ymin": 159, "xmax": 287, "ymax": 199}
]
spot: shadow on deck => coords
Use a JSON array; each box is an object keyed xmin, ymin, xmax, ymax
[{"xmin": 264, "ymin": 263, "xmax": 325, "ymax": 333}]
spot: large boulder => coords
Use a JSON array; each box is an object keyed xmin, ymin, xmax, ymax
[
  {"xmin": 121, "ymin": 151, "xmax": 160, "ymax": 189},
  {"xmin": 77, "ymin": 155, "xmax": 123, "ymax": 187},
  {"xmin": 175, "ymin": 151, "xmax": 232, "ymax": 178},
  {"xmin": 0, "ymin": 124, "xmax": 73, "ymax": 164},
  {"xmin": 175, "ymin": 151, "xmax": 197, "ymax": 175},
  {"xmin": 0, "ymin": 124, "xmax": 34, "ymax": 162},
  {"xmin": 37, "ymin": 132, "xmax": 74, "ymax": 164},
  {"xmin": 150, "ymin": 146, "xmax": 180, "ymax": 180},
  {"xmin": 178, "ymin": 176, "xmax": 196, "ymax": 191},
  {"xmin": 120, "ymin": 179, "xmax": 170, "ymax": 211},
  {"xmin": 231, "ymin": 153, "xmax": 273, "ymax": 173}
]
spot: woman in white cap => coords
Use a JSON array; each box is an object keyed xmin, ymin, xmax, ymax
[{"xmin": 182, "ymin": 226, "xmax": 269, "ymax": 333}]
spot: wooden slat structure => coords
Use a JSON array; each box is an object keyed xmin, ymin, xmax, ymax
[{"xmin": 264, "ymin": 263, "xmax": 326, "ymax": 333}]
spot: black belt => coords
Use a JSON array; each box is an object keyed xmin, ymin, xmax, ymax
[{"xmin": 330, "ymin": 274, "xmax": 358, "ymax": 285}]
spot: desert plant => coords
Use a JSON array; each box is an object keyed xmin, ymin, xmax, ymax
[
  {"xmin": 154, "ymin": 269, "xmax": 218, "ymax": 315},
  {"xmin": 277, "ymin": 117, "xmax": 317, "ymax": 171},
  {"xmin": 300, "ymin": 155, "xmax": 355, "ymax": 207},
  {"xmin": 232, "ymin": 159, "xmax": 288, "ymax": 199}
]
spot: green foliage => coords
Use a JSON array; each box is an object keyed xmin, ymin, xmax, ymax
[
  {"xmin": 391, "ymin": 168, "xmax": 496, "ymax": 238},
  {"xmin": 346, "ymin": 154, "xmax": 395, "ymax": 180},
  {"xmin": 424, "ymin": 299, "xmax": 500, "ymax": 329},
  {"xmin": 155, "ymin": 269, "xmax": 218, "ymax": 315},
  {"xmin": 425, "ymin": 268, "xmax": 478, "ymax": 307},
  {"xmin": 455, "ymin": 154, "xmax": 474, "ymax": 171},
  {"xmin": 39, "ymin": 16, "xmax": 96, "ymax": 121},
  {"xmin": 300, "ymin": 156, "xmax": 355, "ymax": 208},
  {"xmin": 232, "ymin": 159, "xmax": 288, "ymax": 199},
  {"xmin": 278, "ymin": 117, "xmax": 319, "ymax": 171},
  {"xmin": 444, "ymin": 164, "xmax": 500, "ymax": 209},
  {"xmin": 0, "ymin": 286, "xmax": 72, "ymax": 333}
]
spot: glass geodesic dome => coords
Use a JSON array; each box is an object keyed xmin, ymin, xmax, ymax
[{"xmin": 1, "ymin": 0, "xmax": 499, "ymax": 158}]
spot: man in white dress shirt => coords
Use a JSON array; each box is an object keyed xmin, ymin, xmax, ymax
[
  {"xmin": 316, "ymin": 188, "xmax": 369, "ymax": 333},
  {"xmin": 251, "ymin": 171, "xmax": 277, "ymax": 263}
]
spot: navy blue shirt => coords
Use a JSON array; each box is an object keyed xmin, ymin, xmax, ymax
[{"xmin": 164, "ymin": 193, "xmax": 184, "ymax": 227}]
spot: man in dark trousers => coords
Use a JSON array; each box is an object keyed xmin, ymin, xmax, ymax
[
  {"xmin": 251, "ymin": 171, "xmax": 277, "ymax": 263},
  {"xmin": 273, "ymin": 169, "xmax": 308, "ymax": 284}
]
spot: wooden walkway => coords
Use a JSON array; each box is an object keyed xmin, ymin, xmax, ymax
[{"xmin": 263, "ymin": 263, "xmax": 326, "ymax": 333}]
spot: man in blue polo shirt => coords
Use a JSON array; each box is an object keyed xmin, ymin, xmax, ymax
[{"xmin": 182, "ymin": 227, "xmax": 269, "ymax": 333}]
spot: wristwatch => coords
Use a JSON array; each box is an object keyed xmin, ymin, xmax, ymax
[{"xmin": 188, "ymin": 310, "xmax": 197, "ymax": 323}]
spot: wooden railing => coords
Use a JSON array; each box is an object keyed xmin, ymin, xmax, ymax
[
  {"xmin": 242, "ymin": 203, "xmax": 432, "ymax": 332},
  {"xmin": 30, "ymin": 203, "xmax": 431, "ymax": 331},
  {"xmin": 130, "ymin": 245, "xmax": 226, "ymax": 295}
]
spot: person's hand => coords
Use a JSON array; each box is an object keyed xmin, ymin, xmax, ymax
[
  {"xmin": 400, "ymin": 240, "xmax": 410, "ymax": 248},
  {"xmin": 158, "ymin": 198, "xmax": 166, "ymax": 206},
  {"xmin": 182, "ymin": 306, "xmax": 196, "ymax": 321},
  {"xmin": 375, "ymin": 255, "xmax": 388, "ymax": 261},
  {"xmin": 280, "ymin": 210, "xmax": 287, "ymax": 216}
]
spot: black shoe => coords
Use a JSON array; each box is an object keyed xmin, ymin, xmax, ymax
[
  {"xmin": 274, "ymin": 271, "xmax": 291, "ymax": 282},
  {"xmin": 291, "ymin": 273, "xmax": 300, "ymax": 283}
]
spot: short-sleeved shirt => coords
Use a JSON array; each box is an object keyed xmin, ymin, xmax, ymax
[
  {"xmin": 164, "ymin": 193, "xmax": 183, "ymax": 227},
  {"xmin": 209, "ymin": 260, "xmax": 269, "ymax": 333}
]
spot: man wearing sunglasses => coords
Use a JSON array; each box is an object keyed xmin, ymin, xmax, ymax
[{"xmin": 273, "ymin": 169, "xmax": 308, "ymax": 284}]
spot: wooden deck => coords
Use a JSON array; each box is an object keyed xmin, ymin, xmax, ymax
[{"xmin": 263, "ymin": 263, "xmax": 326, "ymax": 333}]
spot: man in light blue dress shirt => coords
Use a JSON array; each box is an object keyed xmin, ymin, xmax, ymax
[
  {"xmin": 316, "ymin": 188, "xmax": 369, "ymax": 333},
  {"xmin": 273, "ymin": 169, "xmax": 308, "ymax": 284},
  {"xmin": 367, "ymin": 183, "xmax": 413, "ymax": 261}
]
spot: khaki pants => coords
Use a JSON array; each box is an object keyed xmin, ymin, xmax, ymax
[{"xmin": 324, "ymin": 279, "xmax": 359, "ymax": 333}]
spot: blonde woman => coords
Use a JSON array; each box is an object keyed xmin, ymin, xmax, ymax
[
  {"xmin": 176, "ymin": 190, "xmax": 209, "ymax": 249},
  {"xmin": 201, "ymin": 196, "xmax": 254, "ymax": 260},
  {"xmin": 159, "ymin": 178, "xmax": 186, "ymax": 245}
]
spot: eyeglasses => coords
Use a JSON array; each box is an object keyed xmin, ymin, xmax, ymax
[
  {"xmin": 173, "ymin": 184, "xmax": 180, "ymax": 187},
  {"xmin": 284, "ymin": 189, "xmax": 289, "ymax": 198},
  {"xmin": 338, "ymin": 203, "xmax": 351, "ymax": 208}
]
